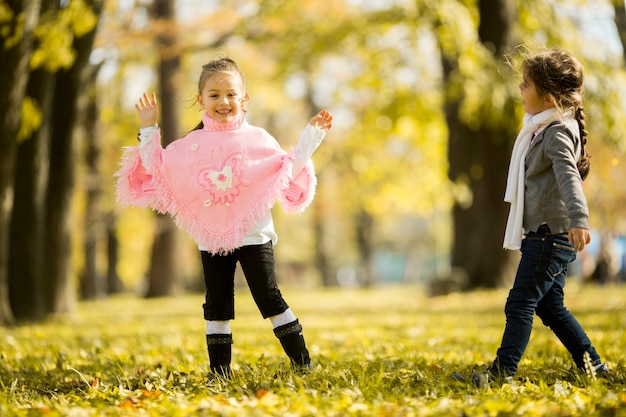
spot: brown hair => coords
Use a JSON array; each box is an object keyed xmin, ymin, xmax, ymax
[
  {"xmin": 522, "ymin": 49, "xmax": 590, "ymax": 180},
  {"xmin": 192, "ymin": 57, "xmax": 249, "ymax": 131}
]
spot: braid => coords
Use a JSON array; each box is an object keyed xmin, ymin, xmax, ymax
[{"xmin": 575, "ymin": 106, "xmax": 591, "ymax": 180}]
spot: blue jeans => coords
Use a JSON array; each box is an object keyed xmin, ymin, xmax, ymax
[{"xmin": 493, "ymin": 224, "xmax": 601, "ymax": 376}]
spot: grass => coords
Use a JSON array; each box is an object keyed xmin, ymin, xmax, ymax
[{"xmin": 1, "ymin": 283, "xmax": 625, "ymax": 416}]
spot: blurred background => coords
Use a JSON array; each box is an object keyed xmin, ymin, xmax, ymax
[{"xmin": 1, "ymin": 0, "xmax": 626, "ymax": 324}]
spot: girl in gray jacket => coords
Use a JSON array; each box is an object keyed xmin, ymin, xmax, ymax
[{"xmin": 465, "ymin": 48, "xmax": 610, "ymax": 387}]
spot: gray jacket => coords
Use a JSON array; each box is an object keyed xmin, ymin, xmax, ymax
[{"xmin": 523, "ymin": 119, "xmax": 589, "ymax": 234}]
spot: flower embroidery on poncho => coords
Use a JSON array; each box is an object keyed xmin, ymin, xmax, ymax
[{"xmin": 197, "ymin": 149, "xmax": 245, "ymax": 207}]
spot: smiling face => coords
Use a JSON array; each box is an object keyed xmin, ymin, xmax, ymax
[
  {"xmin": 198, "ymin": 71, "xmax": 246, "ymax": 124},
  {"xmin": 519, "ymin": 72, "xmax": 553, "ymax": 115}
]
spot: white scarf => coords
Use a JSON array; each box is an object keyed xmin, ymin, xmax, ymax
[{"xmin": 503, "ymin": 108, "xmax": 559, "ymax": 250}]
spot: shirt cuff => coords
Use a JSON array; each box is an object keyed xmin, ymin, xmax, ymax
[{"xmin": 138, "ymin": 125, "xmax": 158, "ymax": 144}]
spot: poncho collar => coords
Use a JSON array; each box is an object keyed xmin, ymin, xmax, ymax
[{"xmin": 202, "ymin": 111, "xmax": 246, "ymax": 132}]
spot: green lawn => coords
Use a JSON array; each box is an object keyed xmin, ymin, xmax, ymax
[{"xmin": 1, "ymin": 283, "xmax": 625, "ymax": 416}]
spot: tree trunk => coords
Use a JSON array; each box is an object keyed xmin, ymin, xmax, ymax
[
  {"xmin": 0, "ymin": 0, "xmax": 42, "ymax": 325},
  {"xmin": 613, "ymin": 3, "xmax": 626, "ymax": 65},
  {"xmin": 447, "ymin": 118, "xmax": 516, "ymax": 288},
  {"xmin": 106, "ymin": 218, "xmax": 124, "ymax": 294},
  {"xmin": 80, "ymin": 64, "xmax": 104, "ymax": 300},
  {"xmin": 313, "ymin": 202, "xmax": 337, "ymax": 287},
  {"xmin": 43, "ymin": 0, "xmax": 104, "ymax": 313},
  {"xmin": 9, "ymin": 68, "xmax": 53, "ymax": 321},
  {"xmin": 477, "ymin": 0, "xmax": 513, "ymax": 53},
  {"xmin": 145, "ymin": 0, "xmax": 181, "ymax": 297},
  {"xmin": 146, "ymin": 215, "xmax": 179, "ymax": 297},
  {"xmin": 8, "ymin": 0, "xmax": 59, "ymax": 322},
  {"xmin": 443, "ymin": 0, "xmax": 517, "ymax": 288},
  {"xmin": 356, "ymin": 209, "xmax": 375, "ymax": 287}
]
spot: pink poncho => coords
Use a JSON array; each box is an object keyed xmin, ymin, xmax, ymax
[{"xmin": 115, "ymin": 112, "xmax": 316, "ymax": 253}]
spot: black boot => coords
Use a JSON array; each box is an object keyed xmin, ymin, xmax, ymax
[
  {"xmin": 273, "ymin": 320, "xmax": 312, "ymax": 370},
  {"xmin": 206, "ymin": 334, "xmax": 233, "ymax": 378}
]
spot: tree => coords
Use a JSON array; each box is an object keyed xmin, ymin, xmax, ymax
[
  {"xmin": 8, "ymin": 0, "xmax": 59, "ymax": 321},
  {"xmin": 80, "ymin": 63, "xmax": 106, "ymax": 300},
  {"xmin": 4, "ymin": 0, "xmax": 104, "ymax": 321},
  {"xmin": 0, "ymin": 0, "xmax": 42, "ymax": 325},
  {"xmin": 615, "ymin": 1, "xmax": 626, "ymax": 64},
  {"xmin": 435, "ymin": 0, "xmax": 519, "ymax": 288},
  {"xmin": 42, "ymin": 0, "xmax": 104, "ymax": 313},
  {"xmin": 142, "ymin": 0, "xmax": 182, "ymax": 297}
]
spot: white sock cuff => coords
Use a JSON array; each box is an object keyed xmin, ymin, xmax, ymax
[
  {"xmin": 269, "ymin": 308, "xmax": 297, "ymax": 328},
  {"xmin": 206, "ymin": 320, "xmax": 231, "ymax": 335}
]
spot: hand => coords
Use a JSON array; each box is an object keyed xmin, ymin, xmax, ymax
[
  {"xmin": 569, "ymin": 227, "xmax": 591, "ymax": 251},
  {"xmin": 309, "ymin": 109, "xmax": 333, "ymax": 131},
  {"xmin": 135, "ymin": 92, "xmax": 159, "ymax": 127}
]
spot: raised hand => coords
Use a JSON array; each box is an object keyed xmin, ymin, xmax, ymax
[
  {"xmin": 135, "ymin": 92, "xmax": 159, "ymax": 127},
  {"xmin": 309, "ymin": 109, "xmax": 333, "ymax": 131}
]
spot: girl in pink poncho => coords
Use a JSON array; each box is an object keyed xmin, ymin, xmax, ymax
[{"xmin": 116, "ymin": 57, "xmax": 332, "ymax": 378}]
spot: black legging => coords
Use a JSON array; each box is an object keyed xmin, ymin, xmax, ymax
[{"xmin": 201, "ymin": 242, "xmax": 290, "ymax": 321}]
